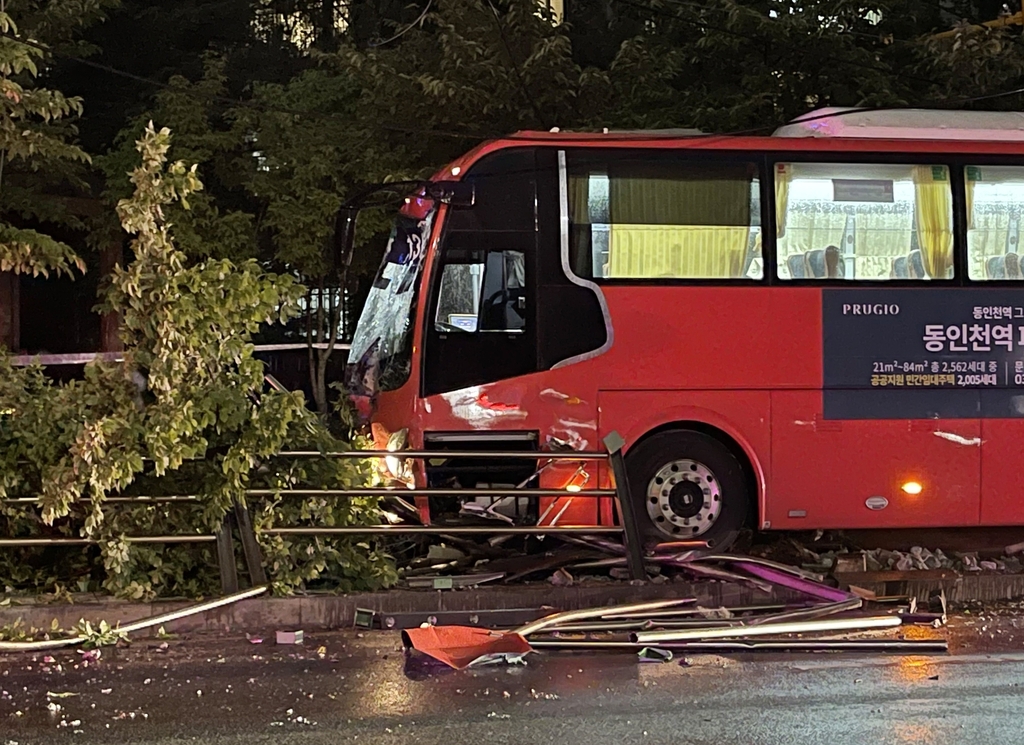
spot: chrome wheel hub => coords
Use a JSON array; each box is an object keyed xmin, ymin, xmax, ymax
[{"xmin": 645, "ymin": 459, "xmax": 722, "ymax": 537}]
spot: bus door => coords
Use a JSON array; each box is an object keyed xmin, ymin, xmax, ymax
[
  {"xmin": 424, "ymin": 234, "xmax": 537, "ymax": 395},
  {"xmin": 422, "ymin": 150, "xmax": 541, "ymax": 398}
]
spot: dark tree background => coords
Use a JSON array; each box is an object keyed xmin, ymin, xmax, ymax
[{"xmin": 5, "ymin": 0, "xmax": 1024, "ymax": 408}]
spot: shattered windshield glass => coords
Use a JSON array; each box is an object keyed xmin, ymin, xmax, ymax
[{"xmin": 346, "ymin": 203, "xmax": 435, "ymax": 398}]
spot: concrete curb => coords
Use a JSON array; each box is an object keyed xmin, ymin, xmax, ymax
[{"xmin": 0, "ymin": 580, "xmax": 790, "ymax": 636}]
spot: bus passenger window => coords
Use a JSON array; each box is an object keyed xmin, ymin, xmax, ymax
[
  {"xmin": 965, "ymin": 166, "xmax": 1024, "ymax": 280},
  {"xmin": 775, "ymin": 162, "xmax": 954, "ymax": 281},
  {"xmin": 434, "ymin": 250, "xmax": 526, "ymax": 333},
  {"xmin": 566, "ymin": 157, "xmax": 762, "ymax": 280}
]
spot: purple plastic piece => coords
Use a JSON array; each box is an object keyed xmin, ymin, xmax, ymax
[{"xmin": 731, "ymin": 561, "xmax": 851, "ymax": 603}]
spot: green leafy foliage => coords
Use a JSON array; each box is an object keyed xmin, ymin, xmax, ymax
[
  {"xmin": 74, "ymin": 617, "xmax": 127, "ymax": 648},
  {"xmin": 1, "ymin": 124, "xmax": 395, "ymax": 600},
  {"xmin": 0, "ymin": 7, "xmax": 91, "ymax": 278}
]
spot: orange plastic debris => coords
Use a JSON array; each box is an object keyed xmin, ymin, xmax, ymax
[{"xmin": 401, "ymin": 626, "xmax": 532, "ymax": 669}]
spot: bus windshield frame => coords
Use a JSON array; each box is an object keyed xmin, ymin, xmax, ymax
[{"xmin": 346, "ymin": 203, "xmax": 435, "ymax": 399}]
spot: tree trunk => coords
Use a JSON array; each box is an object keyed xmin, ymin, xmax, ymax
[
  {"xmin": 99, "ymin": 239, "xmax": 123, "ymax": 352},
  {"xmin": 0, "ymin": 271, "xmax": 20, "ymax": 352},
  {"xmin": 316, "ymin": 0, "xmax": 337, "ymax": 50},
  {"xmin": 307, "ymin": 276, "xmax": 345, "ymax": 418}
]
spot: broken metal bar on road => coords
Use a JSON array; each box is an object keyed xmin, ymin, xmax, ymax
[
  {"xmin": 600, "ymin": 604, "xmax": 790, "ymax": 620},
  {"xmin": 729, "ymin": 560, "xmax": 852, "ymax": 603},
  {"xmin": 572, "ymin": 552, "xmax": 708, "ymax": 570},
  {"xmin": 545, "ymin": 618, "xmax": 743, "ymax": 633},
  {"xmin": 696, "ymin": 554, "xmax": 828, "ymax": 583},
  {"xmin": 600, "ymin": 607, "xmax": 733, "ymax": 620},
  {"xmin": 554, "ymin": 535, "xmax": 631, "ymax": 555},
  {"xmin": 528, "ymin": 638, "xmax": 948, "ymax": 653},
  {"xmin": 514, "ymin": 598, "xmax": 695, "ymax": 637},
  {"xmin": 666, "ymin": 639, "xmax": 949, "ymax": 652},
  {"xmin": 0, "ymin": 586, "xmax": 268, "ymax": 652},
  {"xmin": 631, "ymin": 615, "xmax": 902, "ymax": 644},
  {"xmin": 673, "ymin": 561, "xmax": 775, "ymax": 593},
  {"xmin": 744, "ymin": 598, "xmax": 863, "ymax": 626}
]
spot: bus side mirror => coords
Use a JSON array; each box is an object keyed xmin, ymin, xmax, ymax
[
  {"xmin": 425, "ymin": 181, "xmax": 475, "ymax": 208},
  {"xmin": 333, "ymin": 206, "xmax": 358, "ymax": 276}
]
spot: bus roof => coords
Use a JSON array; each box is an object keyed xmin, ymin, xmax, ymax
[
  {"xmin": 773, "ymin": 107, "xmax": 1024, "ymax": 140},
  {"xmin": 435, "ymin": 109, "xmax": 1024, "ymax": 179},
  {"xmin": 505, "ymin": 108, "xmax": 1024, "ymax": 142}
]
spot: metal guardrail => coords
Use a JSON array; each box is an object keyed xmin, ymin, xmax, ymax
[
  {"xmin": 8, "ymin": 344, "xmax": 351, "ymax": 367},
  {"xmin": 0, "ymin": 431, "xmax": 648, "ymax": 590}
]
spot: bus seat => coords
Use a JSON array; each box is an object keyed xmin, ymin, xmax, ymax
[
  {"xmin": 908, "ymin": 250, "xmax": 925, "ymax": 279},
  {"xmin": 1006, "ymin": 252, "xmax": 1021, "ymax": 279},
  {"xmin": 987, "ymin": 255, "xmax": 1007, "ymax": 280},
  {"xmin": 786, "ymin": 253, "xmax": 808, "ymax": 279},
  {"xmin": 824, "ymin": 245, "xmax": 844, "ymax": 278},
  {"xmin": 892, "ymin": 256, "xmax": 909, "ymax": 279},
  {"xmin": 806, "ymin": 249, "xmax": 827, "ymax": 278}
]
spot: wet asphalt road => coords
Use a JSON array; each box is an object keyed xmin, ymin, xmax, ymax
[{"xmin": 3, "ymin": 617, "xmax": 1024, "ymax": 745}]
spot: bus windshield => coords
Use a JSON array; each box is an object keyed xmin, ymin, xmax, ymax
[{"xmin": 346, "ymin": 203, "xmax": 435, "ymax": 399}]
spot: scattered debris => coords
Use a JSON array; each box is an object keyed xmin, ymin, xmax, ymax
[
  {"xmin": 549, "ymin": 568, "xmax": 574, "ymax": 587},
  {"xmin": 406, "ymin": 572, "xmax": 505, "ymax": 590},
  {"xmin": 425, "ymin": 544, "xmax": 466, "ymax": 563},
  {"xmin": 353, "ymin": 609, "xmax": 376, "ymax": 629},
  {"xmin": 637, "ymin": 647, "xmax": 673, "ymax": 663},
  {"xmin": 276, "ymin": 630, "xmax": 304, "ymax": 645},
  {"xmin": 1005, "ymin": 540, "xmax": 1024, "ymax": 556}
]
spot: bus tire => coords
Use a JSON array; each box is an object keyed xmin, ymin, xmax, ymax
[{"xmin": 625, "ymin": 430, "xmax": 749, "ymax": 552}]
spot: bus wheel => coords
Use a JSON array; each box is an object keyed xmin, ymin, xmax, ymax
[{"xmin": 625, "ymin": 430, "xmax": 749, "ymax": 552}]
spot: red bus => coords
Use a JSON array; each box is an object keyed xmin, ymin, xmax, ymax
[{"xmin": 345, "ymin": 108, "xmax": 1024, "ymax": 550}]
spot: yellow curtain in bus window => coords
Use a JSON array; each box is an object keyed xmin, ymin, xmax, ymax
[
  {"xmin": 912, "ymin": 165, "xmax": 954, "ymax": 279},
  {"xmin": 775, "ymin": 163, "xmax": 791, "ymax": 238},
  {"xmin": 606, "ymin": 166, "xmax": 752, "ymax": 279}
]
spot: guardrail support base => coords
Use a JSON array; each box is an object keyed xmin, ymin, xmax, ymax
[{"xmin": 603, "ymin": 431, "xmax": 647, "ymax": 582}]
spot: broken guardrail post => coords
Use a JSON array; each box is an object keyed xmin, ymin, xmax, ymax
[
  {"xmin": 216, "ymin": 513, "xmax": 240, "ymax": 595},
  {"xmin": 603, "ymin": 431, "xmax": 646, "ymax": 582},
  {"xmin": 233, "ymin": 499, "xmax": 268, "ymax": 586}
]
